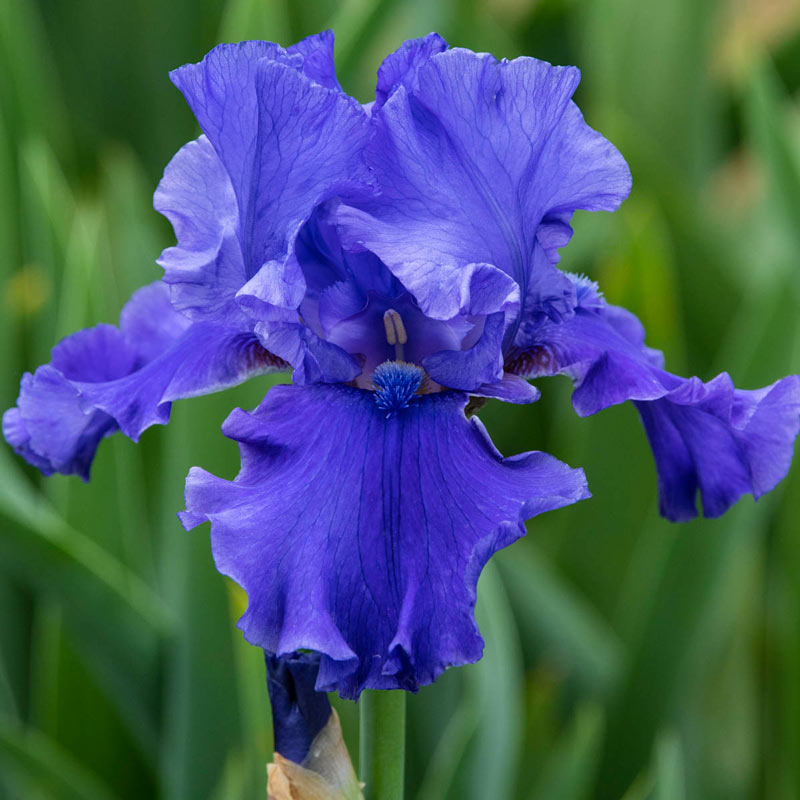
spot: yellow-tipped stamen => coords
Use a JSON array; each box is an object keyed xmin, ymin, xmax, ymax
[{"xmin": 383, "ymin": 308, "xmax": 407, "ymax": 361}]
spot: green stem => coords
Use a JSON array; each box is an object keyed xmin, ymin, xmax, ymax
[{"xmin": 359, "ymin": 689, "xmax": 406, "ymax": 800}]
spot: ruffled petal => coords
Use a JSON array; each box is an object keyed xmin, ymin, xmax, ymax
[
  {"xmin": 236, "ymin": 62, "xmax": 369, "ymax": 313},
  {"xmin": 374, "ymin": 32, "xmax": 448, "ymax": 110},
  {"xmin": 117, "ymin": 281, "xmax": 195, "ymax": 360},
  {"xmin": 636, "ymin": 375, "xmax": 800, "ymax": 521},
  {"xmin": 3, "ymin": 368, "xmax": 118, "ymax": 480},
  {"xmin": 3, "ymin": 283, "xmax": 286, "ymax": 479},
  {"xmin": 76, "ymin": 323, "xmax": 286, "ymax": 439},
  {"xmin": 286, "ymin": 30, "xmax": 341, "ymax": 91},
  {"xmin": 510, "ymin": 275, "xmax": 800, "ymax": 520},
  {"xmin": 169, "ymin": 43, "xmax": 370, "ymax": 317},
  {"xmin": 154, "ymin": 135, "xmax": 249, "ymax": 326},
  {"xmin": 169, "ymin": 42, "xmax": 296, "ymax": 251},
  {"xmin": 337, "ymin": 48, "xmax": 630, "ymax": 322},
  {"xmin": 516, "ymin": 240, "xmax": 579, "ymax": 329},
  {"xmin": 181, "ymin": 383, "xmax": 589, "ymax": 698}
]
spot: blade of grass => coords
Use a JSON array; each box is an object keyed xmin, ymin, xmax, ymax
[
  {"xmin": 0, "ymin": 450, "xmax": 171, "ymax": 634},
  {"xmin": 19, "ymin": 137, "xmax": 75, "ymax": 265},
  {"xmin": 0, "ymin": 0, "xmax": 68, "ymax": 153},
  {"xmin": 653, "ymin": 732, "xmax": 686, "ymax": 800},
  {"xmin": 54, "ymin": 201, "xmax": 103, "ymax": 342},
  {"xmin": 226, "ymin": 583, "xmax": 272, "ymax": 797},
  {"xmin": 619, "ymin": 771, "xmax": 655, "ymax": 800},
  {"xmin": 326, "ymin": 0, "xmax": 403, "ymax": 82},
  {"xmin": 158, "ymin": 397, "xmax": 247, "ymax": 800},
  {"xmin": 460, "ymin": 562, "xmax": 524, "ymax": 800},
  {"xmin": 0, "ymin": 640, "xmax": 18, "ymax": 718},
  {"xmin": 415, "ymin": 701, "xmax": 480, "ymax": 800},
  {"xmin": 0, "ymin": 449, "xmax": 172, "ymax": 759},
  {"xmin": 744, "ymin": 56, "xmax": 800, "ymax": 255}
]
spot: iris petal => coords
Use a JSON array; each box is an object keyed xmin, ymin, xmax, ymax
[
  {"xmin": 155, "ymin": 135, "xmax": 248, "ymax": 326},
  {"xmin": 511, "ymin": 276, "xmax": 800, "ymax": 520},
  {"xmin": 337, "ymin": 48, "xmax": 630, "ymax": 323},
  {"xmin": 3, "ymin": 283, "xmax": 286, "ymax": 478},
  {"xmin": 165, "ymin": 40, "xmax": 370, "ymax": 324},
  {"xmin": 286, "ymin": 30, "xmax": 342, "ymax": 91},
  {"xmin": 636, "ymin": 375, "xmax": 800, "ymax": 521},
  {"xmin": 374, "ymin": 32, "xmax": 448, "ymax": 110},
  {"xmin": 181, "ymin": 383, "xmax": 589, "ymax": 698}
]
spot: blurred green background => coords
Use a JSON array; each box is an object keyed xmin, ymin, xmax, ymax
[{"xmin": 1, "ymin": 0, "xmax": 800, "ymax": 798}]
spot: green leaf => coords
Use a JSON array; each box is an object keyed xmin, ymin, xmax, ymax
[
  {"xmin": 54, "ymin": 202, "xmax": 103, "ymax": 342},
  {"xmin": 744, "ymin": 56, "xmax": 800, "ymax": 254},
  {"xmin": 460, "ymin": 562, "xmax": 524, "ymax": 800},
  {"xmin": 158, "ymin": 400, "xmax": 248, "ymax": 800},
  {"xmin": 653, "ymin": 732, "xmax": 686, "ymax": 800},
  {"xmin": 0, "ymin": 637, "xmax": 19, "ymax": 718},
  {"xmin": 498, "ymin": 545, "xmax": 623, "ymax": 695},
  {"xmin": 0, "ymin": 449, "xmax": 172, "ymax": 759},
  {"xmin": 0, "ymin": 0, "xmax": 68, "ymax": 152},
  {"xmin": 218, "ymin": 0, "xmax": 290, "ymax": 43},
  {"xmin": 98, "ymin": 147, "xmax": 165, "ymax": 307},
  {"xmin": 19, "ymin": 137, "xmax": 75, "ymax": 264},
  {"xmin": 0, "ymin": 714, "xmax": 118, "ymax": 800},
  {"xmin": 326, "ymin": 0, "xmax": 403, "ymax": 82},
  {"xmin": 0, "ymin": 450, "xmax": 171, "ymax": 635},
  {"xmin": 415, "ymin": 701, "xmax": 480, "ymax": 800},
  {"xmin": 528, "ymin": 704, "xmax": 604, "ymax": 800}
]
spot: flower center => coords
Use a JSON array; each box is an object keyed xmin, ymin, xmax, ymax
[{"xmin": 372, "ymin": 361, "xmax": 424, "ymax": 416}]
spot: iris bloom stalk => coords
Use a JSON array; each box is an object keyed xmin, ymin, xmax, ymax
[{"xmin": 4, "ymin": 30, "xmax": 800, "ymax": 796}]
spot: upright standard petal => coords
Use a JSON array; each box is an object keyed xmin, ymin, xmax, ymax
[
  {"xmin": 337, "ymin": 48, "xmax": 631, "ymax": 322},
  {"xmin": 509, "ymin": 275, "xmax": 800, "ymax": 521},
  {"xmin": 3, "ymin": 283, "xmax": 286, "ymax": 479},
  {"xmin": 167, "ymin": 43, "xmax": 371, "ymax": 322},
  {"xmin": 374, "ymin": 32, "xmax": 448, "ymax": 110},
  {"xmin": 181, "ymin": 383, "xmax": 589, "ymax": 698},
  {"xmin": 286, "ymin": 30, "xmax": 342, "ymax": 91},
  {"xmin": 169, "ymin": 41, "xmax": 297, "ymax": 241},
  {"xmin": 155, "ymin": 135, "xmax": 249, "ymax": 326}
]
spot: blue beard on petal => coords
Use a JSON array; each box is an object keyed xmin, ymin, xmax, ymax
[{"xmin": 372, "ymin": 361, "xmax": 424, "ymax": 416}]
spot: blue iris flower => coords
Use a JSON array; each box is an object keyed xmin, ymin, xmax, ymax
[{"xmin": 4, "ymin": 32, "xmax": 799, "ymax": 698}]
